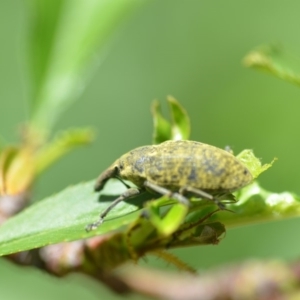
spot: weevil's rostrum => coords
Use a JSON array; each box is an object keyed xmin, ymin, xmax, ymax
[{"xmin": 88, "ymin": 140, "xmax": 253, "ymax": 231}]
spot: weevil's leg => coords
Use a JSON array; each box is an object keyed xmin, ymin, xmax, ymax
[
  {"xmin": 174, "ymin": 208, "xmax": 220, "ymax": 235},
  {"xmin": 168, "ymin": 208, "xmax": 221, "ymax": 247},
  {"xmin": 179, "ymin": 186, "xmax": 226, "ymax": 210},
  {"xmin": 116, "ymin": 176, "xmax": 131, "ymax": 189},
  {"xmin": 86, "ymin": 188, "xmax": 141, "ymax": 232},
  {"xmin": 217, "ymin": 192, "xmax": 236, "ymax": 204},
  {"xmin": 143, "ymin": 180, "xmax": 190, "ymax": 207}
]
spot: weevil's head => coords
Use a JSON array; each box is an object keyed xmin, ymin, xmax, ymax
[
  {"xmin": 94, "ymin": 145, "xmax": 152, "ymax": 191},
  {"xmin": 115, "ymin": 151, "xmax": 146, "ymax": 187},
  {"xmin": 94, "ymin": 153, "xmax": 137, "ymax": 191}
]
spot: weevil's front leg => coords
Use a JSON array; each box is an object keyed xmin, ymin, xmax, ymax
[
  {"xmin": 143, "ymin": 180, "xmax": 190, "ymax": 207},
  {"xmin": 86, "ymin": 188, "xmax": 141, "ymax": 232},
  {"xmin": 179, "ymin": 186, "xmax": 226, "ymax": 209}
]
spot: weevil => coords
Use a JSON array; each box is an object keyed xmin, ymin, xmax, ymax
[{"xmin": 86, "ymin": 140, "xmax": 253, "ymax": 231}]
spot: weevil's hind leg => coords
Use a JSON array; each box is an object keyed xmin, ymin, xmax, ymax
[
  {"xmin": 179, "ymin": 186, "xmax": 226, "ymax": 210},
  {"xmin": 143, "ymin": 180, "xmax": 190, "ymax": 207},
  {"xmin": 86, "ymin": 188, "xmax": 141, "ymax": 232}
]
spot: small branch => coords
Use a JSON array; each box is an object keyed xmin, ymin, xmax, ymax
[{"xmin": 115, "ymin": 260, "xmax": 300, "ymax": 300}]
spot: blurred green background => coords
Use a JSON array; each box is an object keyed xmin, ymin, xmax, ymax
[{"xmin": 1, "ymin": 0, "xmax": 300, "ymax": 299}]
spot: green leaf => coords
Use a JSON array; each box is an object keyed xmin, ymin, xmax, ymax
[
  {"xmin": 146, "ymin": 200, "xmax": 189, "ymax": 236},
  {"xmin": 1, "ymin": 177, "xmax": 300, "ymax": 257},
  {"xmin": 175, "ymin": 181, "xmax": 300, "ymax": 229},
  {"xmin": 236, "ymin": 149, "xmax": 276, "ymax": 179},
  {"xmin": 151, "ymin": 100, "xmax": 172, "ymax": 144},
  {"xmin": 35, "ymin": 127, "xmax": 95, "ymax": 174},
  {"xmin": 0, "ymin": 180, "xmax": 153, "ymax": 256},
  {"xmin": 27, "ymin": 0, "xmax": 145, "ymax": 133},
  {"xmin": 151, "ymin": 97, "xmax": 191, "ymax": 144},
  {"xmin": 217, "ymin": 181, "xmax": 300, "ymax": 228},
  {"xmin": 167, "ymin": 96, "xmax": 191, "ymax": 140},
  {"xmin": 0, "ymin": 147, "xmax": 19, "ymax": 180},
  {"xmin": 244, "ymin": 44, "xmax": 300, "ymax": 86}
]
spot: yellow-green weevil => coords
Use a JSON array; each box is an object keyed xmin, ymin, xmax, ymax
[{"xmin": 86, "ymin": 140, "xmax": 253, "ymax": 231}]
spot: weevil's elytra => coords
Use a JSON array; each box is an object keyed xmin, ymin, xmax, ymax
[
  {"xmin": 104, "ymin": 140, "xmax": 252, "ymax": 192},
  {"xmin": 86, "ymin": 140, "xmax": 253, "ymax": 231}
]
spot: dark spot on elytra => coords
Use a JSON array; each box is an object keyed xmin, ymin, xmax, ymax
[
  {"xmin": 202, "ymin": 158, "xmax": 225, "ymax": 177},
  {"xmin": 188, "ymin": 167, "xmax": 197, "ymax": 182},
  {"xmin": 154, "ymin": 160, "xmax": 163, "ymax": 171},
  {"xmin": 152, "ymin": 174, "xmax": 162, "ymax": 181},
  {"xmin": 177, "ymin": 166, "xmax": 185, "ymax": 177}
]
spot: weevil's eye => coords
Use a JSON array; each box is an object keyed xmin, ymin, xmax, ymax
[
  {"xmin": 243, "ymin": 169, "xmax": 248, "ymax": 175},
  {"xmin": 118, "ymin": 162, "xmax": 124, "ymax": 170}
]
